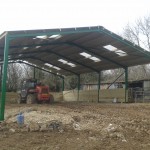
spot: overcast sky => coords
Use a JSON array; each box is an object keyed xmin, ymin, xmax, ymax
[{"xmin": 0, "ymin": 0, "xmax": 149, "ymax": 34}]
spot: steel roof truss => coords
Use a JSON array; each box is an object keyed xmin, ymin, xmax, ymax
[
  {"xmin": 32, "ymin": 56, "xmax": 79, "ymax": 75},
  {"xmin": 67, "ymin": 42, "xmax": 126, "ymax": 69}
]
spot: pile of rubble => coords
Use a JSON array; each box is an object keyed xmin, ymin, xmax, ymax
[
  {"xmin": 101, "ymin": 123, "xmax": 127, "ymax": 142},
  {"xmin": 1, "ymin": 107, "xmax": 83, "ymax": 133}
]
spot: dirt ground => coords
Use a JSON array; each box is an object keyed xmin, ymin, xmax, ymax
[{"xmin": 0, "ymin": 102, "xmax": 150, "ymax": 150}]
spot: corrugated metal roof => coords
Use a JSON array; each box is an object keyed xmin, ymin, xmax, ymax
[{"xmin": 0, "ymin": 26, "xmax": 150, "ymax": 76}]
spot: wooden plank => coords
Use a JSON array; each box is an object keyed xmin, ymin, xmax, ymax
[
  {"xmin": 51, "ymin": 92, "xmax": 63, "ymax": 101},
  {"xmin": 63, "ymin": 90, "xmax": 78, "ymax": 101},
  {"xmin": 63, "ymin": 89, "xmax": 126, "ymax": 102}
]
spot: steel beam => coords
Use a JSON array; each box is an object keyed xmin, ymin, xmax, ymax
[
  {"xmin": 5, "ymin": 45, "xmax": 100, "ymax": 73},
  {"xmin": 45, "ymin": 50, "xmax": 99, "ymax": 73},
  {"xmin": 8, "ymin": 56, "xmax": 78, "ymax": 76},
  {"xmin": 0, "ymin": 65, "xmax": 2, "ymax": 79},
  {"xmin": 2, "ymin": 25, "xmax": 150, "ymax": 66},
  {"xmin": 6, "ymin": 55, "xmax": 78, "ymax": 76},
  {"xmin": 0, "ymin": 60, "xmax": 64, "ymax": 79},
  {"xmin": 0, "ymin": 42, "xmax": 67, "ymax": 50},
  {"xmin": 14, "ymin": 42, "xmax": 126, "ymax": 68},
  {"xmin": 19, "ymin": 61, "xmax": 63, "ymax": 79},
  {"xmin": 0, "ymin": 65, "xmax": 2, "ymax": 91},
  {"xmin": 12, "ymin": 48, "xmax": 99, "ymax": 73},
  {"xmin": 107, "ymin": 72, "xmax": 124, "ymax": 89},
  {"xmin": 68, "ymin": 42, "xmax": 126, "ymax": 69},
  {"xmin": 77, "ymin": 75, "xmax": 80, "ymax": 101},
  {"xmin": 6, "ymin": 40, "xmax": 150, "ymax": 61},
  {"xmin": 33, "ymin": 67, "xmax": 36, "ymax": 79},
  {"xmin": 98, "ymin": 72, "xmax": 101, "ymax": 103},
  {"xmin": 99, "ymin": 27, "xmax": 150, "ymax": 59},
  {"xmin": 32, "ymin": 56, "xmax": 79, "ymax": 76},
  {"xmin": 62, "ymin": 78, "xmax": 64, "ymax": 91},
  {"xmin": 125, "ymin": 68, "xmax": 128, "ymax": 103},
  {"xmin": 6, "ymin": 41, "xmax": 126, "ymax": 71},
  {"xmin": 0, "ymin": 34, "xmax": 9, "ymax": 121},
  {"xmin": 8, "ymin": 27, "xmax": 100, "ymax": 39}
]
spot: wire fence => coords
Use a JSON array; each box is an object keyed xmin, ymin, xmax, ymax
[{"xmin": 131, "ymin": 87, "xmax": 150, "ymax": 102}]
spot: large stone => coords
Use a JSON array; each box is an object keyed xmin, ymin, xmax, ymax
[
  {"xmin": 104, "ymin": 123, "xmax": 120, "ymax": 133},
  {"xmin": 9, "ymin": 128, "xmax": 16, "ymax": 133},
  {"xmin": 47, "ymin": 120, "xmax": 63, "ymax": 131},
  {"xmin": 73, "ymin": 123, "xmax": 81, "ymax": 130},
  {"xmin": 88, "ymin": 136, "xmax": 97, "ymax": 141},
  {"xmin": 72, "ymin": 116, "xmax": 81, "ymax": 122},
  {"xmin": 28, "ymin": 122, "xmax": 40, "ymax": 132},
  {"xmin": 40, "ymin": 124, "xmax": 48, "ymax": 132},
  {"xmin": 20, "ymin": 126, "xmax": 29, "ymax": 132}
]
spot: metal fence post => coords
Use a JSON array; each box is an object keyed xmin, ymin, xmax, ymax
[{"xmin": 0, "ymin": 33, "xmax": 9, "ymax": 121}]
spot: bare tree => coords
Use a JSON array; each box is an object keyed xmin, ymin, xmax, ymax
[
  {"xmin": 137, "ymin": 15, "xmax": 150, "ymax": 50},
  {"xmin": 123, "ymin": 23, "xmax": 141, "ymax": 46},
  {"xmin": 6, "ymin": 63, "xmax": 32, "ymax": 91},
  {"xmin": 123, "ymin": 15, "xmax": 150, "ymax": 51},
  {"xmin": 123, "ymin": 15, "xmax": 150, "ymax": 80}
]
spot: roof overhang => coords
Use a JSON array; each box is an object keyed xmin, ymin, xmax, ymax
[{"xmin": 0, "ymin": 26, "xmax": 150, "ymax": 76}]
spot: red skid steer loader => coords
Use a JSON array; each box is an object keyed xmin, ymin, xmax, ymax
[{"xmin": 17, "ymin": 79, "xmax": 54, "ymax": 104}]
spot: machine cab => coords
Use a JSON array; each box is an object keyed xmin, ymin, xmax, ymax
[{"xmin": 20, "ymin": 79, "xmax": 37, "ymax": 98}]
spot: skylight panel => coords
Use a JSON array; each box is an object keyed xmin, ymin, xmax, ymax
[
  {"xmin": 80, "ymin": 52, "xmax": 91, "ymax": 58},
  {"xmin": 115, "ymin": 50, "xmax": 127, "ymax": 56},
  {"xmin": 58, "ymin": 59, "xmax": 68, "ymax": 64},
  {"xmin": 58, "ymin": 59, "xmax": 76, "ymax": 67},
  {"xmin": 22, "ymin": 61, "xmax": 37, "ymax": 67},
  {"xmin": 103, "ymin": 45, "xmax": 117, "ymax": 51},
  {"xmin": 42, "ymin": 67, "xmax": 52, "ymax": 72},
  {"xmin": 89, "ymin": 57, "xmax": 101, "ymax": 62},
  {"xmin": 45, "ymin": 63, "xmax": 53, "ymax": 67},
  {"xmin": 103, "ymin": 44, "xmax": 128, "ymax": 57},
  {"xmin": 53, "ymin": 66, "xmax": 61, "ymax": 70},
  {"xmin": 36, "ymin": 46, "xmax": 41, "ymax": 49},
  {"xmin": 67, "ymin": 63, "xmax": 76, "ymax": 67},
  {"xmin": 49, "ymin": 34, "xmax": 62, "ymax": 39},
  {"xmin": 80, "ymin": 52, "xmax": 101, "ymax": 63},
  {"xmin": 35, "ymin": 35, "xmax": 48, "ymax": 39},
  {"xmin": 45, "ymin": 63, "xmax": 61, "ymax": 70},
  {"xmin": 18, "ymin": 54, "xmax": 22, "ymax": 57},
  {"xmin": 23, "ymin": 47, "xmax": 28, "ymax": 50}
]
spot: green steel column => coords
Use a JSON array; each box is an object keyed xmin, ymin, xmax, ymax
[
  {"xmin": 0, "ymin": 65, "xmax": 2, "ymax": 90},
  {"xmin": 62, "ymin": 77, "xmax": 64, "ymax": 91},
  {"xmin": 77, "ymin": 75, "xmax": 80, "ymax": 101},
  {"xmin": 0, "ymin": 34, "xmax": 9, "ymax": 121},
  {"xmin": 0, "ymin": 65, "xmax": 2, "ymax": 78},
  {"xmin": 125, "ymin": 68, "xmax": 128, "ymax": 103},
  {"xmin": 98, "ymin": 72, "xmax": 101, "ymax": 103},
  {"xmin": 33, "ymin": 67, "xmax": 36, "ymax": 79}
]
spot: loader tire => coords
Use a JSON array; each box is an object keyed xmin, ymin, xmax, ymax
[
  {"xmin": 49, "ymin": 94, "xmax": 54, "ymax": 103},
  {"xmin": 26, "ymin": 94, "xmax": 36, "ymax": 104},
  {"xmin": 17, "ymin": 94, "xmax": 22, "ymax": 104}
]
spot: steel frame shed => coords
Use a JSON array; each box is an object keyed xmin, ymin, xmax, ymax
[{"xmin": 0, "ymin": 26, "xmax": 150, "ymax": 120}]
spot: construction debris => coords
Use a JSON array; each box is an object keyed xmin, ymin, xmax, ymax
[{"xmin": 0, "ymin": 103, "xmax": 149, "ymax": 150}]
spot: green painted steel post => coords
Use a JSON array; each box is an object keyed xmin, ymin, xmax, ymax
[
  {"xmin": 0, "ymin": 65, "xmax": 2, "ymax": 77},
  {"xmin": 33, "ymin": 67, "xmax": 36, "ymax": 79},
  {"xmin": 62, "ymin": 77, "xmax": 64, "ymax": 91},
  {"xmin": 125, "ymin": 68, "xmax": 128, "ymax": 103},
  {"xmin": 0, "ymin": 65, "xmax": 2, "ymax": 91},
  {"xmin": 77, "ymin": 75, "xmax": 80, "ymax": 101},
  {"xmin": 0, "ymin": 34, "xmax": 9, "ymax": 121},
  {"xmin": 98, "ymin": 72, "xmax": 101, "ymax": 103}
]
